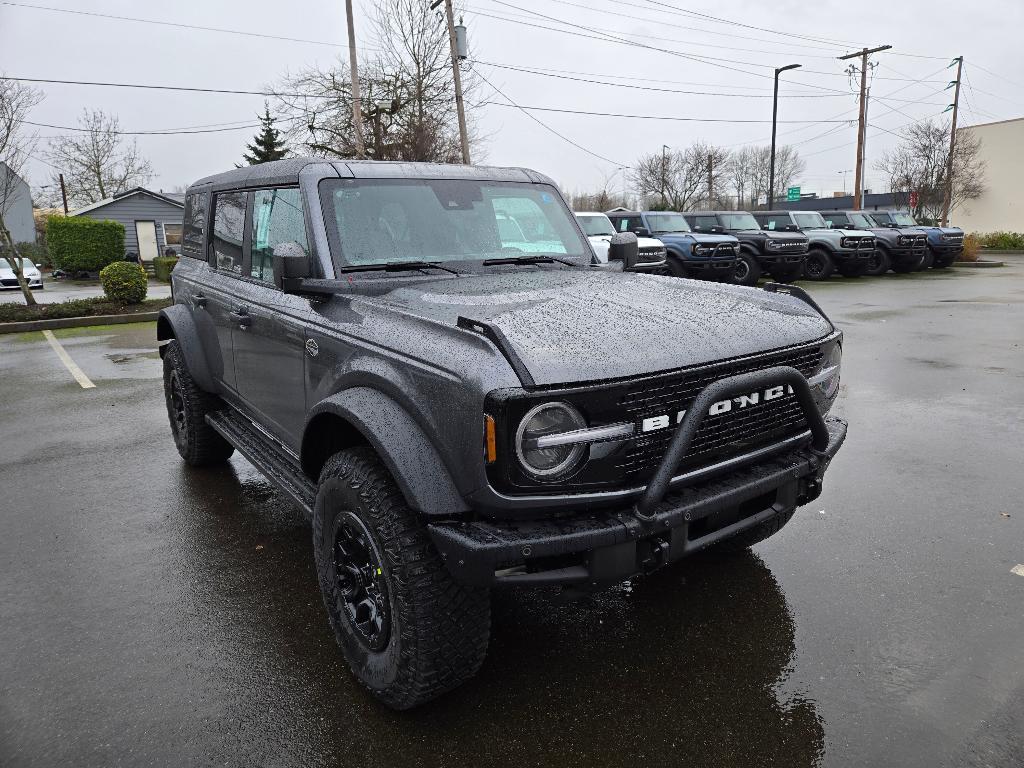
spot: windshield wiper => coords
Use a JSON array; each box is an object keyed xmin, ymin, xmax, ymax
[
  {"xmin": 481, "ymin": 254, "xmax": 576, "ymax": 267},
  {"xmin": 338, "ymin": 260, "xmax": 459, "ymax": 275}
]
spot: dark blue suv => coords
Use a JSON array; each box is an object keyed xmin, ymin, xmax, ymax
[
  {"xmin": 606, "ymin": 210, "xmax": 739, "ymax": 281},
  {"xmin": 868, "ymin": 210, "xmax": 963, "ymax": 269}
]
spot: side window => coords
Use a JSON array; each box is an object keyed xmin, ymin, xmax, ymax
[
  {"xmin": 182, "ymin": 192, "xmax": 207, "ymax": 259},
  {"xmin": 694, "ymin": 216, "xmax": 717, "ymax": 231},
  {"xmin": 163, "ymin": 223, "xmax": 182, "ymax": 248},
  {"xmin": 211, "ymin": 191, "xmax": 247, "ymax": 274},
  {"xmin": 250, "ymin": 188, "xmax": 308, "ymax": 283},
  {"xmin": 618, "ymin": 216, "xmax": 643, "ymax": 232}
]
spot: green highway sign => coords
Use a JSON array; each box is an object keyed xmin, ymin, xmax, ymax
[{"xmin": 786, "ymin": 186, "xmax": 801, "ymax": 202}]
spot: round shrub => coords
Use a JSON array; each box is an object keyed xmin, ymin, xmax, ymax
[
  {"xmin": 153, "ymin": 255, "xmax": 179, "ymax": 282},
  {"xmin": 99, "ymin": 261, "xmax": 148, "ymax": 303}
]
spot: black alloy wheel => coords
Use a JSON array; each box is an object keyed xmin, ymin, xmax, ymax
[
  {"xmin": 332, "ymin": 511, "xmax": 391, "ymax": 651},
  {"xmin": 803, "ymin": 249, "xmax": 834, "ymax": 281},
  {"xmin": 168, "ymin": 369, "xmax": 188, "ymax": 450},
  {"xmin": 865, "ymin": 248, "xmax": 890, "ymax": 277}
]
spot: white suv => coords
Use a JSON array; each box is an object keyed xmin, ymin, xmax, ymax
[{"xmin": 576, "ymin": 212, "xmax": 667, "ymax": 272}]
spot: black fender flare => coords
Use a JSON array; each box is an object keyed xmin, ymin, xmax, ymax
[
  {"xmin": 738, "ymin": 242, "xmax": 761, "ymax": 258},
  {"xmin": 304, "ymin": 388, "xmax": 469, "ymax": 516},
  {"xmin": 156, "ymin": 305, "xmax": 215, "ymax": 393}
]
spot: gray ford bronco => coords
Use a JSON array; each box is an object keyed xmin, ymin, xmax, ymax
[{"xmin": 158, "ymin": 158, "xmax": 847, "ymax": 709}]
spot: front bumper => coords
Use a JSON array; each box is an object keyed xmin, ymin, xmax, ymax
[
  {"xmin": 888, "ymin": 245, "xmax": 928, "ymax": 267},
  {"xmin": 630, "ymin": 258, "xmax": 668, "ymax": 273},
  {"xmin": 430, "ymin": 415, "xmax": 846, "ymax": 587}
]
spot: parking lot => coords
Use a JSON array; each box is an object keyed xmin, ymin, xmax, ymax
[
  {"xmin": 1, "ymin": 262, "xmax": 1022, "ymax": 767},
  {"xmin": 0, "ymin": 279, "xmax": 172, "ymax": 305}
]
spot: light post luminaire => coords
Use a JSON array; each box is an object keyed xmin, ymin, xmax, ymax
[{"xmin": 769, "ymin": 63, "xmax": 801, "ymax": 209}]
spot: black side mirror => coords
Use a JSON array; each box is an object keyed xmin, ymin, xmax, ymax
[
  {"xmin": 608, "ymin": 232, "xmax": 639, "ymax": 270},
  {"xmin": 273, "ymin": 242, "xmax": 311, "ymax": 291},
  {"xmin": 634, "ymin": 227, "xmax": 651, "ymax": 238}
]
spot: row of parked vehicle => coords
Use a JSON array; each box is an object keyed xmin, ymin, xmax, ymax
[{"xmin": 575, "ymin": 208, "xmax": 965, "ymax": 286}]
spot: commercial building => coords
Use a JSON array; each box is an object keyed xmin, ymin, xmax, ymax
[{"xmin": 955, "ymin": 117, "xmax": 1024, "ymax": 233}]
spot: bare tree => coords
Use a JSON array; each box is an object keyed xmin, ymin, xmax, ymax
[
  {"xmin": 567, "ymin": 169, "xmax": 632, "ymax": 211},
  {"xmin": 876, "ymin": 118, "xmax": 985, "ymax": 222},
  {"xmin": 727, "ymin": 145, "xmax": 805, "ymax": 209},
  {"xmin": 632, "ymin": 142, "xmax": 730, "ymax": 211},
  {"xmin": 275, "ymin": 0, "xmax": 480, "ymax": 162},
  {"xmin": 46, "ymin": 109, "xmax": 152, "ymax": 207},
  {"xmin": 0, "ymin": 76, "xmax": 44, "ymax": 306}
]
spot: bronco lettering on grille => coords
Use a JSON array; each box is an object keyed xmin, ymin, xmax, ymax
[{"xmin": 640, "ymin": 384, "xmax": 795, "ymax": 432}]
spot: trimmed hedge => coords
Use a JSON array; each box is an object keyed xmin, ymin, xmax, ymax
[
  {"xmin": 100, "ymin": 261, "xmax": 148, "ymax": 304},
  {"xmin": 47, "ymin": 216, "xmax": 125, "ymax": 273},
  {"xmin": 973, "ymin": 232, "xmax": 1024, "ymax": 250},
  {"xmin": 0, "ymin": 296, "xmax": 171, "ymax": 324},
  {"xmin": 153, "ymin": 255, "xmax": 179, "ymax": 282}
]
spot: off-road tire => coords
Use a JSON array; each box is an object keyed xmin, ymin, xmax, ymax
[
  {"xmin": 312, "ymin": 448, "xmax": 490, "ymax": 710},
  {"xmin": 932, "ymin": 252, "xmax": 956, "ymax": 269},
  {"xmin": 768, "ymin": 263, "xmax": 803, "ymax": 284},
  {"xmin": 732, "ymin": 251, "xmax": 762, "ymax": 286},
  {"xmin": 715, "ymin": 508, "xmax": 797, "ymax": 553},
  {"xmin": 891, "ymin": 259, "xmax": 918, "ymax": 274},
  {"xmin": 803, "ymin": 248, "xmax": 835, "ymax": 280},
  {"xmin": 162, "ymin": 339, "xmax": 234, "ymax": 466},
  {"xmin": 865, "ymin": 247, "xmax": 891, "ymax": 277},
  {"xmin": 917, "ymin": 248, "xmax": 935, "ymax": 270},
  {"xmin": 666, "ymin": 254, "xmax": 689, "ymax": 279}
]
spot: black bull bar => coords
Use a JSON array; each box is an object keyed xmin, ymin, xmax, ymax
[{"xmin": 633, "ymin": 364, "xmax": 830, "ymax": 519}]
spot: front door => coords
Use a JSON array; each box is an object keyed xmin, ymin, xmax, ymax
[
  {"xmin": 135, "ymin": 220, "xmax": 159, "ymax": 260},
  {"xmin": 231, "ymin": 187, "xmax": 310, "ymax": 448}
]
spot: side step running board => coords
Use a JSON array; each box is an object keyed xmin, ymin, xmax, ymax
[{"xmin": 206, "ymin": 410, "xmax": 316, "ymax": 517}]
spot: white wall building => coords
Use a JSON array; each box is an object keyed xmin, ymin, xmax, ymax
[
  {"xmin": 956, "ymin": 117, "xmax": 1024, "ymax": 233},
  {"xmin": 0, "ymin": 161, "xmax": 36, "ymax": 244}
]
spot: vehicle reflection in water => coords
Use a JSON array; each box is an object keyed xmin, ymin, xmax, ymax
[{"xmin": 170, "ymin": 460, "xmax": 824, "ymax": 768}]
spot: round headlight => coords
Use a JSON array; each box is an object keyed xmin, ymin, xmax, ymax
[
  {"xmin": 515, "ymin": 402, "xmax": 587, "ymax": 478},
  {"xmin": 821, "ymin": 343, "xmax": 842, "ymax": 400}
]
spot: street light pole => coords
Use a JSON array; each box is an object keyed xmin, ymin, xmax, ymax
[{"xmin": 769, "ymin": 63, "xmax": 801, "ymax": 210}]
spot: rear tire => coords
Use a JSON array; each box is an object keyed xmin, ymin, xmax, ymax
[
  {"xmin": 918, "ymin": 248, "xmax": 935, "ymax": 270},
  {"xmin": 864, "ymin": 247, "xmax": 891, "ymax": 276},
  {"xmin": 768, "ymin": 263, "xmax": 803, "ymax": 283},
  {"xmin": 802, "ymin": 248, "xmax": 835, "ymax": 280},
  {"xmin": 715, "ymin": 508, "xmax": 797, "ymax": 553},
  {"xmin": 732, "ymin": 252, "xmax": 762, "ymax": 286},
  {"xmin": 162, "ymin": 339, "xmax": 234, "ymax": 466},
  {"xmin": 313, "ymin": 448, "xmax": 490, "ymax": 710}
]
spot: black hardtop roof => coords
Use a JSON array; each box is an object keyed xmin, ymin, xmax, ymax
[
  {"xmin": 605, "ymin": 210, "xmax": 685, "ymax": 216},
  {"xmin": 188, "ymin": 157, "xmax": 557, "ymax": 193},
  {"xmin": 756, "ymin": 210, "xmax": 825, "ymax": 217},
  {"xmin": 682, "ymin": 210, "xmax": 757, "ymax": 217}
]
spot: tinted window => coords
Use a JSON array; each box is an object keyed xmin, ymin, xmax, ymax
[
  {"xmin": 761, "ymin": 215, "xmax": 792, "ymax": 231},
  {"xmin": 644, "ymin": 213, "xmax": 690, "ymax": 233},
  {"xmin": 211, "ymin": 191, "xmax": 247, "ymax": 274},
  {"xmin": 182, "ymin": 192, "xmax": 208, "ymax": 258},
  {"xmin": 794, "ymin": 213, "xmax": 828, "ymax": 229},
  {"xmin": 575, "ymin": 214, "xmax": 615, "ymax": 237},
  {"xmin": 251, "ymin": 188, "xmax": 308, "ymax": 283},
  {"xmin": 612, "ymin": 216, "xmax": 644, "ymax": 233},
  {"xmin": 691, "ymin": 216, "xmax": 719, "ymax": 231},
  {"xmin": 720, "ymin": 213, "xmax": 760, "ymax": 231},
  {"xmin": 821, "ymin": 213, "xmax": 847, "ymax": 227}
]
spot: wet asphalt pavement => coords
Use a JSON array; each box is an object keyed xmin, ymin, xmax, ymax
[{"xmin": 1, "ymin": 262, "xmax": 1023, "ymax": 767}]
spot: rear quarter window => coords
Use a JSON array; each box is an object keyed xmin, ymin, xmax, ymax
[{"xmin": 182, "ymin": 192, "xmax": 208, "ymax": 259}]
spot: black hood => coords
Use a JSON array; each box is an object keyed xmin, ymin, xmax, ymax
[{"xmin": 357, "ymin": 269, "xmax": 832, "ymax": 387}]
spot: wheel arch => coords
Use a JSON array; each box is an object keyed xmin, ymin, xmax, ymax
[
  {"xmin": 302, "ymin": 388, "xmax": 470, "ymax": 516},
  {"xmin": 157, "ymin": 305, "xmax": 215, "ymax": 393}
]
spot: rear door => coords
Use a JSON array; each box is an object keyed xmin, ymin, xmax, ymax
[
  {"xmin": 230, "ymin": 187, "xmax": 310, "ymax": 448},
  {"xmin": 205, "ymin": 190, "xmax": 248, "ymax": 394}
]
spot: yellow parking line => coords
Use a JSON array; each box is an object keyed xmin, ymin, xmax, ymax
[{"xmin": 42, "ymin": 330, "xmax": 96, "ymax": 389}]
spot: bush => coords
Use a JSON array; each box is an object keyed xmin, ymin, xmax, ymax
[
  {"xmin": 961, "ymin": 234, "xmax": 980, "ymax": 262},
  {"xmin": 0, "ymin": 296, "xmax": 171, "ymax": 324},
  {"xmin": 153, "ymin": 255, "xmax": 179, "ymax": 282},
  {"xmin": 973, "ymin": 231, "xmax": 1024, "ymax": 250},
  {"xmin": 99, "ymin": 261, "xmax": 148, "ymax": 303},
  {"xmin": 47, "ymin": 216, "xmax": 125, "ymax": 273}
]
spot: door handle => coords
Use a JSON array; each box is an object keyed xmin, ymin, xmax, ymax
[
  {"xmin": 229, "ymin": 308, "xmax": 252, "ymax": 328},
  {"xmin": 193, "ymin": 293, "xmax": 207, "ymax": 308}
]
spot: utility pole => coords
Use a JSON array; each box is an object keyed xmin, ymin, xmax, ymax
[
  {"xmin": 58, "ymin": 173, "xmax": 69, "ymax": 215},
  {"xmin": 441, "ymin": 0, "xmax": 471, "ymax": 164},
  {"xmin": 941, "ymin": 56, "xmax": 964, "ymax": 226},
  {"xmin": 344, "ymin": 0, "xmax": 366, "ymax": 158},
  {"xmin": 661, "ymin": 144, "xmax": 669, "ymax": 205},
  {"xmin": 838, "ymin": 45, "xmax": 891, "ymax": 210},
  {"xmin": 769, "ymin": 63, "xmax": 801, "ymax": 210},
  {"xmin": 706, "ymin": 154, "xmax": 714, "ymax": 206}
]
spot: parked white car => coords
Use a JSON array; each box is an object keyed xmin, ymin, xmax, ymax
[
  {"xmin": 0, "ymin": 257, "xmax": 44, "ymax": 290},
  {"xmin": 575, "ymin": 212, "xmax": 667, "ymax": 272}
]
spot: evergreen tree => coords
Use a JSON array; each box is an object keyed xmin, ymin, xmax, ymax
[{"xmin": 242, "ymin": 103, "xmax": 288, "ymax": 165}]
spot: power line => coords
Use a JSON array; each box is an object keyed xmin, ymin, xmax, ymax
[
  {"xmin": 475, "ymin": 70, "xmax": 627, "ymax": 167},
  {"xmin": 25, "ymin": 119, "xmax": 264, "ymax": 136},
  {"xmin": 480, "ymin": 102, "xmax": 854, "ymax": 124},
  {"xmin": 0, "ymin": 76, "xmax": 331, "ymax": 100}
]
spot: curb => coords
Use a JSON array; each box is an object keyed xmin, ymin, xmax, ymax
[
  {"xmin": 0, "ymin": 311, "xmax": 161, "ymax": 335},
  {"xmin": 953, "ymin": 260, "xmax": 1004, "ymax": 268}
]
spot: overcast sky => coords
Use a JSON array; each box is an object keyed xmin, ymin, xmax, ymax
[{"xmin": 3, "ymin": 0, "xmax": 1023, "ymax": 202}]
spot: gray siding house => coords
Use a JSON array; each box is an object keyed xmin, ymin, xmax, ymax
[
  {"xmin": 0, "ymin": 161, "xmax": 36, "ymax": 244},
  {"xmin": 72, "ymin": 188, "xmax": 184, "ymax": 260}
]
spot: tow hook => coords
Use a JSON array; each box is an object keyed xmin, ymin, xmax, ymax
[{"xmin": 639, "ymin": 535, "xmax": 671, "ymax": 573}]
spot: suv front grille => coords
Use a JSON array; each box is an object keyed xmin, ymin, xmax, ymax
[
  {"xmin": 637, "ymin": 246, "xmax": 666, "ymax": 263},
  {"xmin": 615, "ymin": 345, "xmax": 823, "ymax": 484}
]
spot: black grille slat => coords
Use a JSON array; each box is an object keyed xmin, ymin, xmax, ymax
[{"xmin": 614, "ymin": 345, "xmax": 822, "ymax": 483}]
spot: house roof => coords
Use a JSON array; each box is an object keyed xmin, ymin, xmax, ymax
[{"xmin": 71, "ymin": 187, "xmax": 185, "ymax": 216}]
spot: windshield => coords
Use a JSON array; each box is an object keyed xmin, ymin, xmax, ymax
[
  {"xmin": 320, "ymin": 178, "xmax": 590, "ymax": 267},
  {"xmin": 719, "ymin": 213, "xmax": 760, "ymax": 231},
  {"xmin": 849, "ymin": 213, "xmax": 875, "ymax": 228},
  {"xmin": 794, "ymin": 213, "xmax": 828, "ymax": 229},
  {"xmin": 644, "ymin": 213, "xmax": 691, "ymax": 233},
  {"xmin": 0, "ymin": 258, "xmax": 33, "ymax": 270},
  {"xmin": 891, "ymin": 212, "xmax": 918, "ymax": 226},
  {"xmin": 575, "ymin": 214, "xmax": 615, "ymax": 237}
]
